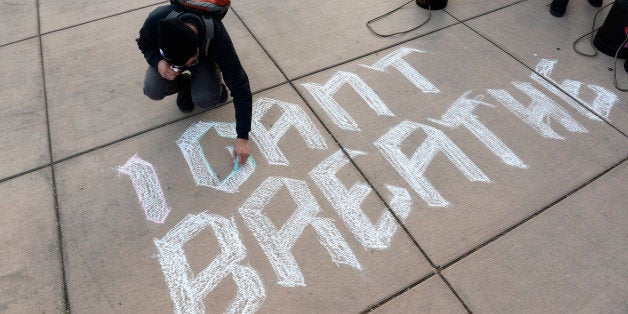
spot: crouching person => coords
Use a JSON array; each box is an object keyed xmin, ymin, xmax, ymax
[{"xmin": 136, "ymin": 3, "xmax": 251, "ymax": 165}]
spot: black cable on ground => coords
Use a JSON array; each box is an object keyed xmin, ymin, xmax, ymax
[
  {"xmin": 572, "ymin": 2, "xmax": 614, "ymax": 56},
  {"xmin": 366, "ymin": 1, "xmax": 432, "ymax": 37}
]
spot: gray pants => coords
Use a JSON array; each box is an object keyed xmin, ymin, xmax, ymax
[{"xmin": 143, "ymin": 59, "xmax": 224, "ymax": 109}]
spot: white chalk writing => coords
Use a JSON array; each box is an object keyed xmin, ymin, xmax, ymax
[
  {"xmin": 128, "ymin": 49, "xmax": 622, "ymax": 313},
  {"xmin": 534, "ymin": 59, "xmax": 618, "ymax": 121},
  {"xmin": 530, "ymin": 73, "xmax": 602, "ymax": 122},
  {"xmin": 360, "ymin": 47, "xmax": 440, "ymax": 93},
  {"xmin": 177, "ymin": 121, "xmax": 256, "ymax": 193},
  {"xmin": 302, "ymin": 71, "xmax": 394, "ymax": 131},
  {"xmin": 239, "ymin": 177, "xmax": 361, "ymax": 287},
  {"xmin": 309, "ymin": 149, "xmax": 412, "ymax": 249},
  {"xmin": 375, "ymin": 121, "xmax": 490, "ymax": 207},
  {"xmin": 251, "ymin": 97, "xmax": 327, "ymax": 166},
  {"xmin": 487, "ymin": 82, "xmax": 588, "ymax": 140},
  {"xmin": 154, "ymin": 212, "xmax": 265, "ymax": 313},
  {"xmin": 428, "ymin": 91, "xmax": 528, "ymax": 169},
  {"xmin": 117, "ymin": 154, "xmax": 171, "ymax": 224}
]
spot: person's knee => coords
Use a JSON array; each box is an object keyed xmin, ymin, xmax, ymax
[
  {"xmin": 143, "ymin": 87, "xmax": 166, "ymax": 101},
  {"xmin": 143, "ymin": 66, "xmax": 173, "ymax": 100},
  {"xmin": 192, "ymin": 91, "xmax": 221, "ymax": 109}
]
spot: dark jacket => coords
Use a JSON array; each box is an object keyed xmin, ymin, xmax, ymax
[{"xmin": 137, "ymin": 5, "xmax": 252, "ymax": 139}]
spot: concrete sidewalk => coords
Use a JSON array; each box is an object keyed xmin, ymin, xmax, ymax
[{"xmin": 1, "ymin": 0, "xmax": 626, "ymax": 312}]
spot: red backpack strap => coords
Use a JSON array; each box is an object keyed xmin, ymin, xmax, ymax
[{"xmin": 178, "ymin": 0, "xmax": 229, "ymax": 13}]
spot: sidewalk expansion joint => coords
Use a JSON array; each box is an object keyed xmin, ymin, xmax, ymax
[
  {"xmin": 0, "ymin": 35, "xmax": 39, "ymax": 49},
  {"xmin": 360, "ymin": 272, "xmax": 436, "ymax": 313},
  {"xmin": 37, "ymin": 2, "xmax": 169, "ymax": 38},
  {"xmin": 0, "ymin": 164, "xmax": 52, "ymax": 185},
  {"xmin": 359, "ymin": 271, "xmax": 473, "ymax": 314},
  {"xmin": 36, "ymin": 0, "xmax": 70, "ymax": 311},
  {"xmin": 438, "ymin": 272, "xmax": 473, "ymax": 313}
]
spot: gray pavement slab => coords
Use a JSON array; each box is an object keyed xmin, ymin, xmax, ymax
[
  {"xmin": 294, "ymin": 23, "xmax": 628, "ymax": 266},
  {"xmin": 38, "ymin": 0, "xmax": 163, "ymax": 33},
  {"xmin": 444, "ymin": 0, "xmax": 524, "ymax": 21},
  {"xmin": 0, "ymin": 168, "xmax": 64, "ymax": 312},
  {"xmin": 443, "ymin": 162, "xmax": 628, "ymax": 312},
  {"xmin": 231, "ymin": 0, "xmax": 458, "ymax": 79},
  {"xmin": 42, "ymin": 6, "xmax": 285, "ymax": 161},
  {"xmin": 54, "ymin": 84, "xmax": 431, "ymax": 312},
  {"xmin": 0, "ymin": 38, "xmax": 49, "ymax": 180},
  {"xmin": 466, "ymin": 0, "xmax": 628, "ymax": 134},
  {"xmin": 0, "ymin": 0, "xmax": 37, "ymax": 46},
  {"xmin": 373, "ymin": 276, "xmax": 466, "ymax": 313}
]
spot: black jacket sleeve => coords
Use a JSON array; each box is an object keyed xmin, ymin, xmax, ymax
[
  {"xmin": 136, "ymin": 6, "xmax": 172, "ymax": 68},
  {"xmin": 209, "ymin": 19, "xmax": 253, "ymax": 140}
]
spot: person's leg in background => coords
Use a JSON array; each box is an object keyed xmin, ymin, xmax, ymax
[
  {"xmin": 550, "ymin": 0, "xmax": 602, "ymax": 17},
  {"xmin": 189, "ymin": 58, "xmax": 228, "ymax": 111}
]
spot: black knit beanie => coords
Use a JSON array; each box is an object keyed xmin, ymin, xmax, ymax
[{"xmin": 157, "ymin": 18, "xmax": 198, "ymax": 65}]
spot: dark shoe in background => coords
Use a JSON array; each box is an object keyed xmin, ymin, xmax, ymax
[
  {"xmin": 550, "ymin": 0, "xmax": 569, "ymax": 17},
  {"xmin": 588, "ymin": 0, "xmax": 603, "ymax": 7},
  {"xmin": 176, "ymin": 73, "xmax": 194, "ymax": 113}
]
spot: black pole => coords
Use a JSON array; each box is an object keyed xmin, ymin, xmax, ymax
[
  {"xmin": 593, "ymin": 0, "xmax": 628, "ymax": 58},
  {"xmin": 415, "ymin": 0, "xmax": 448, "ymax": 10}
]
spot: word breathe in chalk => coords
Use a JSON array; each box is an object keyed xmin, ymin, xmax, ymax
[
  {"xmin": 239, "ymin": 176, "xmax": 362, "ymax": 287},
  {"xmin": 375, "ymin": 120, "xmax": 490, "ymax": 207},
  {"xmin": 310, "ymin": 149, "xmax": 413, "ymax": 249},
  {"xmin": 427, "ymin": 91, "xmax": 529, "ymax": 169},
  {"xmin": 117, "ymin": 47, "xmax": 619, "ymax": 313},
  {"xmin": 154, "ymin": 212, "xmax": 265, "ymax": 313}
]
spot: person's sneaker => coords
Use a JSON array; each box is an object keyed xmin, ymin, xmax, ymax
[
  {"xmin": 588, "ymin": 0, "xmax": 602, "ymax": 7},
  {"xmin": 550, "ymin": 0, "xmax": 569, "ymax": 17},
  {"xmin": 176, "ymin": 73, "xmax": 194, "ymax": 113}
]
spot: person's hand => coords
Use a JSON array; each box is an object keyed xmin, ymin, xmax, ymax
[
  {"xmin": 157, "ymin": 59, "xmax": 180, "ymax": 81},
  {"xmin": 233, "ymin": 138, "xmax": 250, "ymax": 168}
]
